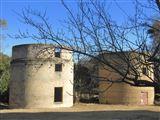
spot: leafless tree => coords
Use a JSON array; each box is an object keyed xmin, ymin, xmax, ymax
[
  {"xmin": 148, "ymin": 20, "xmax": 160, "ymax": 94},
  {"xmin": 0, "ymin": 19, "xmax": 7, "ymax": 54},
  {"xmin": 10, "ymin": 0, "xmax": 160, "ymax": 98}
]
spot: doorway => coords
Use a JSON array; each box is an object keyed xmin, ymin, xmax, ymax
[
  {"xmin": 54, "ymin": 87, "xmax": 63, "ymax": 102},
  {"xmin": 140, "ymin": 92, "xmax": 148, "ymax": 105}
]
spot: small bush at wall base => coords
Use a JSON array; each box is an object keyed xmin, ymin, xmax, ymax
[{"xmin": 0, "ymin": 88, "xmax": 9, "ymax": 104}]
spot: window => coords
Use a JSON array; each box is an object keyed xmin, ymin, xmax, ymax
[
  {"xmin": 55, "ymin": 47, "xmax": 61, "ymax": 58},
  {"xmin": 55, "ymin": 64, "xmax": 62, "ymax": 71},
  {"xmin": 142, "ymin": 67, "xmax": 148, "ymax": 75},
  {"xmin": 54, "ymin": 87, "xmax": 63, "ymax": 102}
]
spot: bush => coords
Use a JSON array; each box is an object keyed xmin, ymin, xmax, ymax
[
  {"xmin": 155, "ymin": 93, "xmax": 160, "ymax": 101},
  {"xmin": 0, "ymin": 88, "xmax": 9, "ymax": 104},
  {"xmin": 0, "ymin": 53, "xmax": 10, "ymax": 103}
]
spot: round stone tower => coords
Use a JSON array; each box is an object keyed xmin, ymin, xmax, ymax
[
  {"xmin": 9, "ymin": 44, "xmax": 74, "ymax": 108},
  {"xmin": 98, "ymin": 52, "xmax": 155, "ymax": 105}
]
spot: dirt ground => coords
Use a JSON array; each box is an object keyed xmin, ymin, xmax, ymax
[{"xmin": 0, "ymin": 104, "xmax": 160, "ymax": 120}]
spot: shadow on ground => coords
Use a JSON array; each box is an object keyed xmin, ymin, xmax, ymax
[
  {"xmin": 1, "ymin": 110, "xmax": 160, "ymax": 120},
  {"xmin": 0, "ymin": 104, "xmax": 9, "ymax": 109}
]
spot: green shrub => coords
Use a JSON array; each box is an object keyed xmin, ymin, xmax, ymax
[{"xmin": 0, "ymin": 53, "xmax": 10, "ymax": 103}]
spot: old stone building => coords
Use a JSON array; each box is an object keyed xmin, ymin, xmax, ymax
[
  {"xmin": 97, "ymin": 52, "xmax": 155, "ymax": 105},
  {"xmin": 9, "ymin": 44, "xmax": 74, "ymax": 108},
  {"xmin": 81, "ymin": 52, "xmax": 155, "ymax": 105}
]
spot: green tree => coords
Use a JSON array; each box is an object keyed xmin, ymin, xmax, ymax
[
  {"xmin": 0, "ymin": 19, "xmax": 9, "ymax": 97},
  {"xmin": 0, "ymin": 53, "xmax": 10, "ymax": 103}
]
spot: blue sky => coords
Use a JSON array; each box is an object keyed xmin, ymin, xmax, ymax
[
  {"xmin": 1, "ymin": 0, "xmax": 68, "ymax": 56},
  {"xmin": 0, "ymin": 0, "xmax": 156, "ymax": 56}
]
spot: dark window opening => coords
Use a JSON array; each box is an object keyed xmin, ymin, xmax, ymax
[
  {"xmin": 55, "ymin": 64, "xmax": 62, "ymax": 71},
  {"xmin": 55, "ymin": 48, "xmax": 61, "ymax": 58},
  {"xmin": 54, "ymin": 87, "xmax": 63, "ymax": 102},
  {"xmin": 142, "ymin": 67, "xmax": 148, "ymax": 75}
]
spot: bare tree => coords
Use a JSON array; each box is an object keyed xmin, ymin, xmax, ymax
[
  {"xmin": 10, "ymin": 0, "xmax": 160, "ymax": 97},
  {"xmin": 148, "ymin": 20, "xmax": 160, "ymax": 94},
  {"xmin": 0, "ymin": 19, "xmax": 7, "ymax": 54}
]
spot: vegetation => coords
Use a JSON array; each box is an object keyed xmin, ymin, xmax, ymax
[
  {"xmin": 0, "ymin": 53, "xmax": 10, "ymax": 103},
  {"xmin": 148, "ymin": 21, "xmax": 160, "ymax": 85},
  {"xmin": 0, "ymin": 19, "xmax": 7, "ymax": 28},
  {"xmin": 74, "ymin": 63, "xmax": 99, "ymax": 103},
  {"xmin": 12, "ymin": 1, "xmax": 159, "ymax": 84}
]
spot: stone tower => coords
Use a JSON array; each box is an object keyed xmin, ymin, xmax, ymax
[
  {"xmin": 9, "ymin": 44, "xmax": 74, "ymax": 108},
  {"xmin": 98, "ymin": 52, "xmax": 154, "ymax": 105}
]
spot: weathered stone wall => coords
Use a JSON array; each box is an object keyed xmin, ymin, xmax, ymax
[
  {"xmin": 99, "ymin": 82, "xmax": 154, "ymax": 105},
  {"xmin": 10, "ymin": 44, "xmax": 73, "ymax": 108},
  {"xmin": 98, "ymin": 53, "xmax": 155, "ymax": 105}
]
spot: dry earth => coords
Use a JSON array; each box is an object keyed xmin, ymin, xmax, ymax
[{"xmin": 0, "ymin": 104, "xmax": 160, "ymax": 120}]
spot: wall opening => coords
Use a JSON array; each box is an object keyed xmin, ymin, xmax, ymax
[
  {"xmin": 54, "ymin": 87, "xmax": 63, "ymax": 102},
  {"xmin": 55, "ymin": 64, "xmax": 62, "ymax": 71},
  {"xmin": 142, "ymin": 67, "xmax": 148, "ymax": 75},
  {"xmin": 140, "ymin": 91, "xmax": 148, "ymax": 105},
  {"xmin": 55, "ymin": 48, "xmax": 61, "ymax": 58}
]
